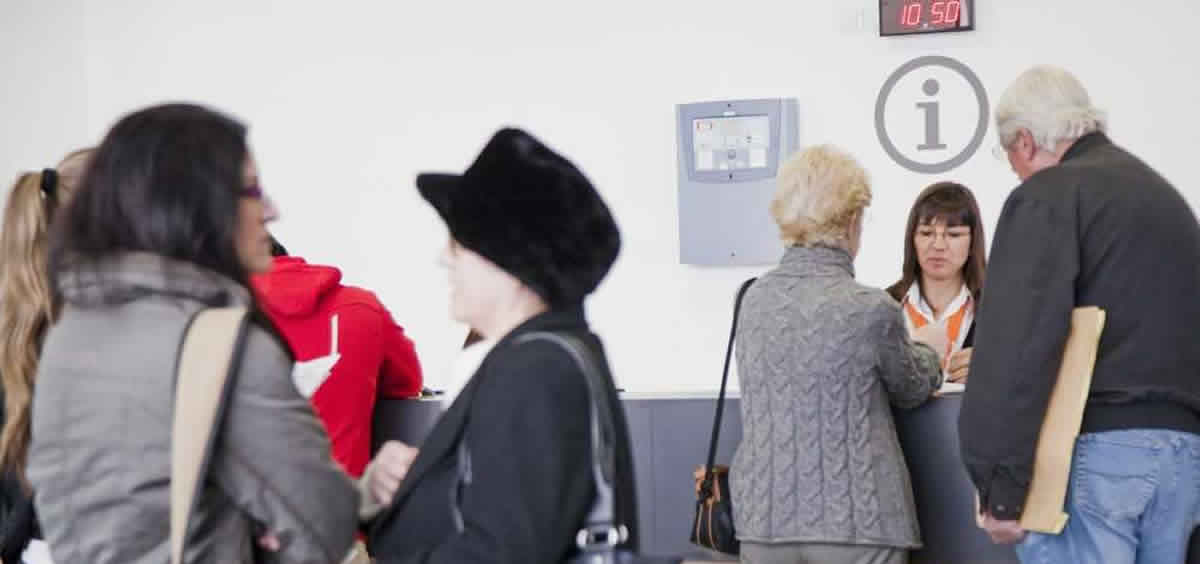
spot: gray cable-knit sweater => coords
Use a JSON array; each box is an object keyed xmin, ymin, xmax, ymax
[{"xmin": 730, "ymin": 245, "xmax": 942, "ymax": 548}]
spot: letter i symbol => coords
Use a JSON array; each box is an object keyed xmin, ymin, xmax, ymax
[{"xmin": 917, "ymin": 78, "xmax": 947, "ymax": 151}]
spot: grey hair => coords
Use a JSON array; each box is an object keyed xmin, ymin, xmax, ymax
[{"xmin": 995, "ymin": 65, "xmax": 1107, "ymax": 151}]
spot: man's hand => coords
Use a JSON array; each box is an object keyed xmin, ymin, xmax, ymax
[
  {"xmin": 365, "ymin": 441, "xmax": 420, "ymax": 506},
  {"xmin": 947, "ymin": 347, "xmax": 972, "ymax": 384},
  {"xmin": 981, "ymin": 512, "xmax": 1027, "ymax": 544}
]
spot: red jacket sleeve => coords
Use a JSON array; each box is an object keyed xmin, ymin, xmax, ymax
[{"xmin": 378, "ymin": 308, "xmax": 423, "ymax": 398}]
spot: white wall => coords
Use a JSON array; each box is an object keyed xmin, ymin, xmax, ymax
[
  {"xmin": 3, "ymin": 0, "xmax": 1199, "ymax": 392},
  {"xmin": 0, "ymin": 0, "xmax": 88, "ymax": 183}
]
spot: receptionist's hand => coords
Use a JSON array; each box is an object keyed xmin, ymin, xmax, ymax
[{"xmin": 947, "ymin": 348, "xmax": 972, "ymax": 384}]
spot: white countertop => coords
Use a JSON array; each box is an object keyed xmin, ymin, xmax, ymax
[
  {"xmin": 618, "ymin": 390, "xmax": 741, "ymax": 400},
  {"xmin": 407, "ymin": 390, "xmax": 743, "ymax": 401},
  {"xmin": 404, "ymin": 389, "xmax": 964, "ymax": 402}
]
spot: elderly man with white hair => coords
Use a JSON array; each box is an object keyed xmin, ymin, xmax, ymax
[{"xmin": 960, "ymin": 65, "xmax": 1200, "ymax": 563}]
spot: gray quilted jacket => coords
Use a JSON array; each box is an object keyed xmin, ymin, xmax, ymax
[
  {"xmin": 28, "ymin": 253, "xmax": 358, "ymax": 563},
  {"xmin": 730, "ymin": 245, "xmax": 942, "ymax": 548}
]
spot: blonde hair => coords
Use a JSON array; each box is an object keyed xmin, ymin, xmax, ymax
[
  {"xmin": 0, "ymin": 148, "xmax": 91, "ymax": 487},
  {"xmin": 995, "ymin": 65, "xmax": 1107, "ymax": 152},
  {"xmin": 770, "ymin": 145, "xmax": 872, "ymax": 248}
]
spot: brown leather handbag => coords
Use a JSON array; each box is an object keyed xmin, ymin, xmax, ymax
[
  {"xmin": 690, "ymin": 465, "xmax": 737, "ymax": 554},
  {"xmin": 689, "ymin": 278, "xmax": 755, "ymax": 556}
]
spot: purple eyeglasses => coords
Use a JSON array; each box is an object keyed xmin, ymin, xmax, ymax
[{"xmin": 241, "ymin": 184, "xmax": 265, "ymax": 199}]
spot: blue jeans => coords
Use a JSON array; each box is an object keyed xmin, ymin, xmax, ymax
[{"xmin": 1016, "ymin": 429, "xmax": 1200, "ymax": 564}]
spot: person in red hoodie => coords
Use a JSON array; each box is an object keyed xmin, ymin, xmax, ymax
[{"xmin": 252, "ymin": 240, "xmax": 422, "ymax": 478}]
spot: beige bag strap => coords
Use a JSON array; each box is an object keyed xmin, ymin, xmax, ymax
[{"xmin": 169, "ymin": 306, "xmax": 249, "ymax": 564}]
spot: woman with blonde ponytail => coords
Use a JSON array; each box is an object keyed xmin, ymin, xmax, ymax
[{"xmin": 0, "ymin": 149, "xmax": 90, "ymax": 564}]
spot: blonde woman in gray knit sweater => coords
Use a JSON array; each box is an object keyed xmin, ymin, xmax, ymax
[{"xmin": 730, "ymin": 145, "xmax": 945, "ymax": 564}]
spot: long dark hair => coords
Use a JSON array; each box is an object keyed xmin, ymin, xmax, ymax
[
  {"xmin": 49, "ymin": 104, "xmax": 252, "ymax": 293},
  {"xmin": 886, "ymin": 182, "xmax": 987, "ymax": 303}
]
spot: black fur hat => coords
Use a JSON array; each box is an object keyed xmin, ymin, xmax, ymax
[{"xmin": 417, "ymin": 128, "xmax": 620, "ymax": 307}]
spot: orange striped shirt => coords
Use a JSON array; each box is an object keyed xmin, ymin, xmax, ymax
[{"xmin": 902, "ymin": 283, "xmax": 974, "ymax": 367}]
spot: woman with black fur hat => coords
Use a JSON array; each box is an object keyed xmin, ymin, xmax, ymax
[{"xmin": 367, "ymin": 128, "xmax": 638, "ymax": 563}]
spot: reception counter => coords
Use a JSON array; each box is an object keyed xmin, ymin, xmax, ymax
[
  {"xmin": 892, "ymin": 394, "xmax": 1018, "ymax": 563},
  {"xmin": 373, "ymin": 392, "xmax": 1017, "ymax": 562}
]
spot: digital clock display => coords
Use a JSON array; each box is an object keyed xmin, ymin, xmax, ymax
[{"xmin": 880, "ymin": 0, "xmax": 974, "ymax": 36}]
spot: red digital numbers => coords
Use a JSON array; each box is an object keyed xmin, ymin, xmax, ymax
[
  {"xmin": 902, "ymin": 2, "xmax": 921, "ymax": 26},
  {"xmin": 944, "ymin": 1, "xmax": 961, "ymax": 22},
  {"xmin": 899, "ymin": 0, "xmax": 962, "ymax": 27}
]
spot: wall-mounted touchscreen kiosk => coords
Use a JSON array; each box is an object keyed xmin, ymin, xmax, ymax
[{"xmin": 677, "ymin": 98, "xmax": 798, "ymax": 266}]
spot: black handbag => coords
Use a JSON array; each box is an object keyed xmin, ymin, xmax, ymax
[
  {"xmin": 689, "ymin": 278, "xmax": 755, "ymax": 556},
  {"xmin": 513, "ymin": 332, "xmax": 682, "ymax": 564}
]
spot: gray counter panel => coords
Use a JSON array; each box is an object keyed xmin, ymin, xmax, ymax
[
  {"xmin": 373, "ymin": 395, "xmax": 1023, "ymax": 562},
  {"xmin": 892, "ymin": 395, "xmax": 1017, "ymax": 563}
]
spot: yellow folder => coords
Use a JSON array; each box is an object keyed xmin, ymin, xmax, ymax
[
  {"xmin": 1019, "ymin": 306, "xmax": 1106, "ymax": 533},
  {"xmin": 973, "ymin": 307, "xmax": 1106, "ymax": 534}
]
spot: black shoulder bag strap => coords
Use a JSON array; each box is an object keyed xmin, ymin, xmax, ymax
[
  {"xmin": 516, "ymin": 331, "xmax": 624, "ymax": 550},
  {"xmin": 699, "ymin": 278, "xmax": 756, "ymax": 497}
]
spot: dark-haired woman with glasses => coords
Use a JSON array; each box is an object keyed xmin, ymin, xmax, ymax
[
  {"xmin": 887, "ymin": 182, "xmax": 988, "ymax": 387},
  {"xmin": 26, "ymin": 104, "xmax": 397, "ymax": 563}
]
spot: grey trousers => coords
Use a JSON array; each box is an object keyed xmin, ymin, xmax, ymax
[{"xmin": 740, "ymin": 542, "xmax": 908, "ymax": 564}]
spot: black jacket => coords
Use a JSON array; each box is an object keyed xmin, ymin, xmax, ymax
[
  {"xmin": 0, "ymin": 480, "xmax": 37, "ymax": 563},
  {"xmin": 0, "ymin": 387, "xmax": 40, "ymax": 563},
  {"xmin": 960, "ymin": 132, "xmax": 1200, "ymax": 520},
  {"xmin": 368, "ymin": 307, "xmax": 639, "ymax": 563}
]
